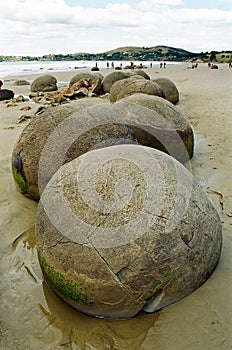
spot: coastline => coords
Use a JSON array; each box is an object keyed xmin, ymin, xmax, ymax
[{"xmin": 0, "ymin": 64, "xmax": 231, "ymax": 349}]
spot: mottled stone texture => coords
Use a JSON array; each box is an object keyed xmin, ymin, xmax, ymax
[
  {"xmin": 153, "ymin": 77, "xmax": 179, "ymax": 105},
  {"xmin": 36, "ymin": 145, "xmax": 222, "ymax": 318},
  {"xmin": 109, "ymin": 78, "xmax": 165, "ymax": 103},
  {"xmin": 102, "ymin": 71, "xmax": 129, "ymax": 93},
  {"xmin": 69, "ymin": 72, "xmax": 96, "ymax": 87},
  {"xmin": 31, "ymin": 75, "xmax": 58, "ymax": 92},
  {"xmin": 114, "ymin": 94, "xmax": 194, "ymax": 163},
  {"xmin": 12, "ymin": 99, "xmax": 136, "ymax": 200}
]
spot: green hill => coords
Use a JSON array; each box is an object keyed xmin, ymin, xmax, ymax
[{"xmin": 1, "ymin": 46, "xmax": 231, "ymax": 63}]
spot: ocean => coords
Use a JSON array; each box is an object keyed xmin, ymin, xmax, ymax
[{"xmin": 0, "ymin": 60, "xmax": 182, "ymax": 78}]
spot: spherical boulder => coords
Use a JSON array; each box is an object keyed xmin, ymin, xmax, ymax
[
  {"xmin": 12, "ymin": 99, "xmax": 136, "ymax": 201},
  {"xmin": 109, "ymin": 78, "xmax": 165, "ymax": 103},
  {"xmin": 0, "ymin": 89, "xmax": 14, "ymax": 101},
  {"xmin": 13, "ymin": 80, "xmax": 30, "ymax": 86},
  {"xmin": 153, "ymin": 77, "xmax": 179, "ymax": 105},
  {"xmin": 92, "ymin": 72, "xmax": 104, "ymax": 82},
  {"xmin": 114, "ymin": 93, "xmax": 194, "ymax": 162},
  {"xmin": 130, "ymin": 69, "xmax": 150, "ymax": 80},
  {"xmin": 102, "ymin": 71, "xmax": 129, "ymax": 93},
  {"xmin": 69, "ymin": 72, "xmax": 96, "ymax": 87},
  {"xmin": 91, "ymin": 66, "xmax": 99, "ymax": 71},
  {"xmin": 36, "ymin": 144, "xmax": 222, "ymax": 318},
  {"xmin": 31, "ymin": 75, "xmax": 58, "ymax": 92}
]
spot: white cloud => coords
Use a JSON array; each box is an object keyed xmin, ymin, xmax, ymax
[{"xmin": 0, "ymin": 0, "xmax": 231, "ymax": 55}]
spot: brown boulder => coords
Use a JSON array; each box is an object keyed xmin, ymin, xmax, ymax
[
  {"xmin": 130, "ymin": 69, "xmax": 150, "ymax": 80},
  {"xmin": 153, "ymin": 77, "xmax": 179, "ymax": 104},
  {"xmin": 13, "ymin": 80, "xmax": 30, "ymax": 86},
  {"xmin": 31, "ymin": 75, "xmax": 58, "ymax": 92},
  {"xmin": 69, "ymin": 72, "xmax": 96, "ymax": 87},
  {"xmin": 102, "ymin": 71, "xmax": 129, "ymax": 93}
]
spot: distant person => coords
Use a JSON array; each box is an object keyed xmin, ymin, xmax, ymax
[
  {"xmin": 0, "ymin": 80, "xmax": 3, "ymax": 90},
  {"xmin": 229, "ymin": 62, "xmax": 232, "ymax": 68},
  {"xmin": 107, "ymin": 62, "xmax": 109, "ymax": 68},
  {"xmin": 111, "ymin": 62, "xmax": 114, "ymax": 69},
  {"xmin": 160, "ymin": 62, "xmax": 163, "ymax": 68},
  {"xmin": 150, "ymin": 62, "xmax": 152, "ymax": 68},
  {"xmin": 163, "ymin": 62, "xmax": 166, "ymax": 68},
  {"xmin": 208, "ymin": 62, "xmax": 211, "ymax": 68}
]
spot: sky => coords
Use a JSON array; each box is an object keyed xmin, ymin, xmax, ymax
[{"xmin": 0, "ymin": 0, "xmax": 231, "ymax": 56}]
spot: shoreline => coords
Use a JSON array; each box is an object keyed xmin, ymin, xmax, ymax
[
  {"xmin": 1, "ymin": 60, "xmax": 229, "ymax": 82},
  {"xmin": 0, "ymin": 64, "xmax": 231, "ymax": 350}
]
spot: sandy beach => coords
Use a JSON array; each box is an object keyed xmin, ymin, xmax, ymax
[{"xmin": 0, "ymin": 64, "xmax": 231, "ymax": 350}]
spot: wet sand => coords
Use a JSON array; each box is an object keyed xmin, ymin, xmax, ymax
[{"xmin": 0, "ymin": 64, "xmax": 231, "ymax": 349}]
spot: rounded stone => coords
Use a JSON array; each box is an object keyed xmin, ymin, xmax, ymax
[
  {"xmin": 92, "ymin": 72, "xmax": 104, "ymax": 82},
  {"xmin": 36, "ymin": 144, "xmax": 222, "ymax": 318},
  {"xmin": 109, "ymin": 78, "xmax": 165, "ymax": 102},
  {"xmin": 11, "ymin": 99, "xmax": 136, "ymax": 201},
  {"xmin": 69, "ymin": 73, "xmax": 96, "ymax": 87},
  {"xmin": 0, "ymin": 89, "xmax": 14, "ymax": 101},
  {"xmin": 13, "ymin": 80, "xmax": 30, "ymax": 86},
  {"xmin": 31, "ymin": 75, "xmax": 58, "ymax": 92},
  {"xmin": 102, "ymin": 71, "xmax": 129, "ymax": 93},
  {"xmin": 130, "ymin": 69, "xmax": 150, "ymax": 80},
  {"xmin": 153, "ymin": 77, "xmax": 179, "ymax": 105},
  {"xmin": 114, "ymin": 93, "xmax": 194, "ymax": 162}
]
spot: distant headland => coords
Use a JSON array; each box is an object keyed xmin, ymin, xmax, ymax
[{"xmin": 1, "ymin": 45, "xmax": 231, "ymax": 63}]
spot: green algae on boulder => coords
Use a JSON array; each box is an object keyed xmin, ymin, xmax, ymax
[
  {"xmin": 12, "ymin": 167, "xmax": 28, "ymax": 194},
  {"xmin": 36, "ymin": 144, "xmax": 222, "ymax": 318},
  {"xmin": 38, "ymin": 251, "xmax": 89, "ymax": 304}
]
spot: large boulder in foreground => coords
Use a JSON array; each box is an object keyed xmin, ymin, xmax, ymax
[
  {"xmin": 153, "ymin": 77, "xmax": 179, "ymax": 105},
  {"xmin": 109, "ymin": 78, "xmax": 165, "ymax": 102},
  {"xmin": 31, "ymin": 75, "xmax": 58, "ymax": 92},
  {"xmin": 0, "ymin": 89, "xmax": 14, "ymax": 101},
  {"xmin": 114, "ymin": 93, "xmax": 194, "ymax": 162},
  {"xmin": 12, "ymin": 99, "xmax": 136, "ymax": 201},
  {"xmin": 36, "ymin": 144, "xmax": 222, "ymax": 318}
]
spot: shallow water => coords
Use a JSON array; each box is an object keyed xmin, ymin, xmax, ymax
[{"xmin": 0, "ymin": 60, "xmax": 182, "ymax": 78}]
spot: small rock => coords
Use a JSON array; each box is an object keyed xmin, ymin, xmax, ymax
[
  {"xmin": 17, "ymin": 115, "xmax": 33, "ymax": 123},
  {"xmin": 20, "ymin": 106, "xmax": 31, "ymax": 111}
]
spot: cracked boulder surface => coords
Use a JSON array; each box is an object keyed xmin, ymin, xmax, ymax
[
  {"xmin": 11, "ymin": 99, "xmax": 137, "ymax": 201},
  {"xmin": 35, "ymin": 144, "xmax": 222, "ymax": 318},
  {"xmin": 114, "ymin": 94, "xmax": 194, "ymax": 163}
]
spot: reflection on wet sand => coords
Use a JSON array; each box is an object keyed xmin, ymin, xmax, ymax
[{"xmin": 41, "ymin": 281, "xmax": 160, "ymax": 349}]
